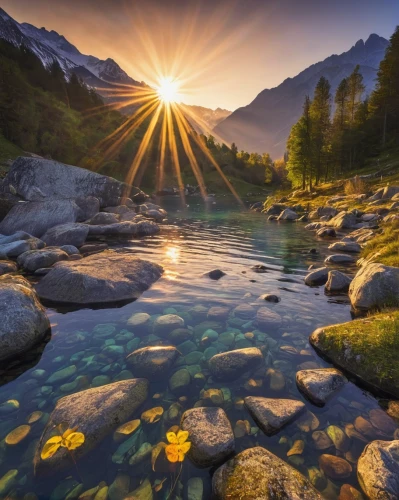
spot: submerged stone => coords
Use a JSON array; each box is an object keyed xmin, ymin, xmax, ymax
[
  {"xmin": 126, "ymin": 346, "xmax": 180, "ymax": 380},
  {"xmin": 208, "ymin": 347, "xmax": 263, "ymax": 381},
  {"xmin": 212, "ymin": 447, "xmax": 322, "ymax": 499},
  {"xmin": 34, "ymin": 379, "xmax": 149, "ymax": 476},
  {"xmin": 244, "ymin": 397, "xmax": 305, "ymax": 436},
  {"xmin": 296, "ymin": 368, "xmax": 347, "ymax": 406},
  {"xmin": 181, "ymin": 407, "xmax": 235, "ymax": 468}
]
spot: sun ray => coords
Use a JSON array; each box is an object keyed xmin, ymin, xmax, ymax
[
  {"xmin": 156, "ymin": 107, "xmax": 168, "ymax": 195},
  {"xmin": 123, "ymin": 102, "xmax": 163, "ymax": 192},
  {"xmin": 165, "ymin": 103, "xmax": 186, "ymax": 204},
  {"xmin": 172, "ymin": 103, "xmax": 207, "ymax": 199},
  {"xmin": 173, "ymin": 104, "xmax": 243, "ymax": 206}
]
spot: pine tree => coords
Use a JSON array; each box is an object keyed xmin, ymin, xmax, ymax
[
  {"xmin": 287, "ymin": 95, "xmax": 312, "ymax": 189},
  {"xmin": 347, "ymin": 65, "xmax": 365, "ymax": 168},
  {"xmin": 331, "ymin": 78, "xmax": 349, "ymax": 175},
  {"xmin": 310, "ymin": 76, "xmax": 331, "ymax": 184},
  {"xmin": 369, "ymin": 25, "xmax": 399, "ymax": 147}
]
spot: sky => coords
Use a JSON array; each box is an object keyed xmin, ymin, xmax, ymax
[{"xmin": 1, "ymin": 0, "xmax": 399, "ymax": 110}]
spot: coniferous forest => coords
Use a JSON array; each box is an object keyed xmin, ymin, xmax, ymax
[{"xmin": 286, "ymin": 27, "xmax": 399, "ymax": 190}]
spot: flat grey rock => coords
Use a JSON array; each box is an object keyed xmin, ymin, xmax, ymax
[
  {"xmin": 34, "ymin": 379, "xmax": 149, "ymax": 476},
  {"xmin": 208, "ymin": 347, "xmax": 263, "ymax": 381},
  {"xmin": 296, "ymin": 368, "xmax": 347, "ymax": 406},
  {"xmin": 328, "ymin": 241, "xmax": 361, "ymax": 253},
  {"xmin": 244, "ymin": 397, "xmax": 305, "ymax": 436},
  {"xmin": 17, "ymin": 248, "xmax": 69, "ymax": 272},
  {"xmin": 325, "ymin": 254, "xmax": 356, "ymax": 264},
  {"xmin": 36, "ymin": 250, "xmax": 163, "ymax": 305},
  {"xmin": 41, "ymin": 223, "xmax": 89, "ymax": 247}
]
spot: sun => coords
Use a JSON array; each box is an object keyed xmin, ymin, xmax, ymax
[{"xmin": 156, "ymin": 77, "xmax": 180, "ymax": 103}]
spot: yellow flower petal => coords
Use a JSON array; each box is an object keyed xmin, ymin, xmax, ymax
[
  {"xmin": 177, "ymin": 430, "xmax": 189, "ymax": 444},
  {"xmin": 166, "ymin": 432, "xmax": 178, "ymax": 444},
  {"xmin": 165, "ymin": 444, "xmax": 179, "ymax": 463},
  {"xmin": 64, "ymin": 432, "xmax": 85, "ymax": 450},
  {"xmin": 41, "ymin": 436, "xmax": 62, "ymax": 460},
  {"xmin": 177, "ymin": 450, "xmax": 185, "ymax": 462},
  {"xmin": 180, "ymin": 441, "xmax": 191, "ymax": 454},
  {"xmin": 62, "ymin": 427, "xmax": 78, "ymax": 439}
]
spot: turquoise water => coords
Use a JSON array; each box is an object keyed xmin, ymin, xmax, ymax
[{"xmin": 0, "ymin": 198, "xmax": 394, "ymax": 499}]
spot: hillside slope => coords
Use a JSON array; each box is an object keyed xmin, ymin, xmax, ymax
[{"xmin": 214, "ymin": 34, "xmax": 388, "ymax": 158}]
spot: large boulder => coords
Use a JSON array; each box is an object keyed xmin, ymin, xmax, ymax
[
  {"xmin": 181, "ymin": 407, "xmax": 234, "ymax": 468},
  {"xmin": 126, "ymin": 346, "xmax": 180, "ymax": 380},
  {"xmin": 34, "ymin": 379, "xmax": 149, "ymax": 476},
  {"xmin": 1, "ymin": 157, "xmax": 141, "ymax": 207},
  {"xmin": 0, "ymin": 275, "xmax": 50, "ymax": 362},
  {"xmin": 212, "ymin": 447, "xmax": 322, "ymax": 499},
  {"xmin": 328, "ymin": 211, "xmax": 357, "ymax": 229},
  {"xmin": 208, "ymin": 348, "xmax": 263, "ymax": 381},
  {"xmin": 349, "ymin": 263, "xmax": 399, "ymax": 311},
  {"xmin": 310, "ymin": 312, "xmax": 399, "ymax": 398},
  {"xmin": 41, "ymin": 223, "xmax": 89, "ymax": 247},
  {"xmin": 0, "ymin": 200, "xmax": 81, "ymax": 237},
  {"xmin": 358, "ymin": 440, "xmax": 399, "ymax": 499},
  {"xmin": 36, "ymin": 251, "xmax": 163, "ymax": 305},
  {"xmin": 244, "ymin": 397, "xmax": 305, "ymax": 436}
]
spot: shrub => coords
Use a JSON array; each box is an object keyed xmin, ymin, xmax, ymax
[{"xmin": 344, "ymin": 176, "xmax": 366, "ymax": 195}]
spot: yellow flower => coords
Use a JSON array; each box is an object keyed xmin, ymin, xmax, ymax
[
  {"xmin": 41, "ymin": 427, "xmax": 85, "ymax": 460},
  {"xmin": 165, "ymin": 430, "xmax": 191, "ymax": 463}
]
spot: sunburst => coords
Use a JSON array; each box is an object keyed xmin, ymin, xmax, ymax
[{"xmin": 84, "ymin": 1, "xmax": 252, "ymax": 205}]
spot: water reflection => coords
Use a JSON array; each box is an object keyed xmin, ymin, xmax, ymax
[{"xmin": 0, "ymin": 198, "xmax": 385, "ymax": 499}]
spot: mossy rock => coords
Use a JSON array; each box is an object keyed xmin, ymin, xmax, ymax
[{"xmin": 310, "ymin": 311, "xmax": 399, "ymax": 398}]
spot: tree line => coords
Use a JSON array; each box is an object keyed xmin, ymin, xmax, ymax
[
  {"xmin": 0, "ymin": 39, "xmax": 275, "ymax": 189},
  {"xmin": 286, "ymin": 26, "xmax": 399, "ymax": 190}
]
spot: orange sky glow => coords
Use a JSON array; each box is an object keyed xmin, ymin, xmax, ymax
[{"xmin": 1, "ymin": 0, "xmax": 398, "ymax": 110}]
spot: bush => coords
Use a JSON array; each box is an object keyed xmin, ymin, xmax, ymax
[{"xmin": 344, "ymin": 176, "xmax": 366, "ymax": 195}]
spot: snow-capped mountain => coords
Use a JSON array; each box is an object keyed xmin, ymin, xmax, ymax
[
  {"xmin": 0, "ymin": 7, "xmax": 142, "ymax": 89},
  {"xmin": 0, "ymin": 6, "xmax": 226, "ymax": 134}
]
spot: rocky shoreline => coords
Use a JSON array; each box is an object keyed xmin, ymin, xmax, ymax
[{"xmin": 249, "ymin": 184, "xmax": 399, "ymax": 497}]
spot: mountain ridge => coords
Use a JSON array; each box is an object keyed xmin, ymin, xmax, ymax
[
  {"xmin": 0, "ymin": 7, "xmax": 227, "ymax": 134},
  {"xmin": 214, "ymin": 33, "xmax": 389, "ymax": 157}
]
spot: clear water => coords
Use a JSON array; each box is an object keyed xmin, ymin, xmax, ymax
[{"xmin": 0, "ymin": 198, "xmax": 394, "ymax": 499}]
